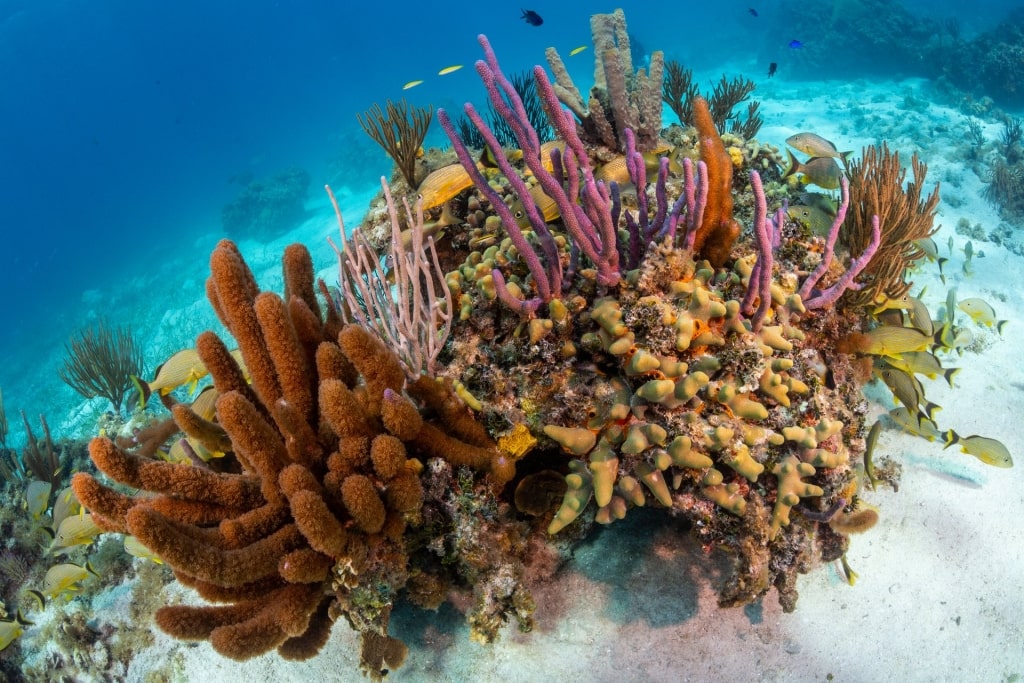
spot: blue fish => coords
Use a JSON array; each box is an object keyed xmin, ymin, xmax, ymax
[
  {"xmin": 789, "ymin": 39, "xmax": 804, "ymax": 49},
  {"xmin": 521, "ymin": 9, "xmax": 543, "ymax": 26},
  {"xmin": 749, "ymin": 8, "xmax": 759, "ymax": 17}
]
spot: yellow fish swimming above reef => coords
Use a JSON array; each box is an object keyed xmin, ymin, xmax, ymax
[
  {"xmin": 787, "ymin": 203, "xmax": 835, "ymax": 237},
  {"xmin": 855, "ymin": 325, "xmax": 933, "ymax": 357},
  {"xmin": 50, "ymin": 512, "xmax": 102, "ymax": 553},
  {"xmin": 438, "ymin": 65, "xmax": 463, "ymax": 76},
  {"xmin": 957, "ymin": 297, "xmax": 1007, "ymax": 333},
  {"xmin": 786, "ymin": 132, "xmax": 852, "ymax": 165},
  {"xmin": 0, "ymin": 612, "xmax": 32, "ymax": 652},
  {"xmin": 781, "ymin": 151, "xmax": 843, "ymax": 189},
  {"xmin": 416, "ymin": 163, "xmax": 476, "ymax": 210},
  {"xmin": 943, "ymin": 431, "xmax": 1013, "ymax": 468},
  {"xmin": 887, "ymin": 407, "xmax": 942, "ymax": 442},
  {"xmin": 43, "ymin": 561, "xmax": 99, "ymax": 600},
  {"xmin": 124, "ymin": 535, "xmax": 163, "ymax": 564},
  {"xmin": 25, "ymin": 480, "xmax": 51, "ymax": 520},
  {"xmin": 144, "ymin": 348, "xmax": 208, "ymax": 397}
]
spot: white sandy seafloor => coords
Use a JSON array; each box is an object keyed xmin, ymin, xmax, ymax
[{"xmin": 22, "ymin": 76, "xmax": 1024, "ymax": 682}]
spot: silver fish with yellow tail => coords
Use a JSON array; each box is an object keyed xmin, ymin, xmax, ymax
[
  {"xmin": 788, "ymin": 203, "xmax": 835, "ymax": 237},
  {"xmin": 147, "ymin": 348, "xmax": 208, "ymax": 397},
  {"xmin": 957, "ymin": 297, "xmax": 1008, "ymax": 333},
  {"xmin": 943, "ymin": 431, "xmax": 1013, "ymax": 468},
  {"xmin": 781, "ymin": 150, "xmax": 843, "ymax": 189},
  {"xmin": 43, "ymin": 561, "xmax": 99, "ymax": 600},
  {"xmin": 511, "ymin": 184, "xmax": 563, "ymax": 228},
  {"xmin": 124, "ymin": 535, "xmax": 164, "ymax": 564},
  {"xmin": 50, "ymin": 512, "xmax": 102, "ymax": 553},
  {"xmin": 884, "ymin": 351, "xmax": 959, "ymax": 387},
  {"xmin": 786, "ymin": 132, "xmax": 852, "ymax": 165},
  {"xmin": 887, "ymin": 407, "xmax": 942, "ymax": 442},
  {"xmin": 876, "ymin": 365, "xmax": 940, "ymax": 420},
  {"xmin": 25, "ymin": 480, "xmax": 51, "ymax": 521},
  {"xmin": 859, "ymin": 325, "xmax": 932, "ymax": 357}
]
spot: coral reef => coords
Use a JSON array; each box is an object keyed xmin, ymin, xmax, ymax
[
  {"xmin": 221, "ymin": 167, "xmax": 311, "ymax": 237},
  {"xmin": 55, "ymin": 10, "xmax": 1011, "ymax": 681},
  {"xmin": 933, "ymin": 9, "xmax": 1024, "ymax": 108}
]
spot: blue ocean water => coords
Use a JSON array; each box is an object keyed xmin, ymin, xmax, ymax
[{"xmin": 2, "ymin": 0, "xmax": 1021, "ymax": 439}]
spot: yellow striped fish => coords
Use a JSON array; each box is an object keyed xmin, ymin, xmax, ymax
[{"xmin": 416, "ymin": 164, "xmax": 475, "ymax": 210}]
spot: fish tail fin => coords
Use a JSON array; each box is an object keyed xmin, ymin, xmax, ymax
[
  {"xmin": 25, "ymin": 590, "xmax": 45, "ymax": 613},
  {"xmin": 130, "ymin": 375, "xmax": 151, "ymax": 410},
  {"xmin": 781, "ymin": 149, "xmax": 800, "ymax": 179},
  {"xmin": 840, "ymin": 150, "xmax": 854, "ymax": 168},
  {"xmin": 942, "ymin": 429, "xmax": 959, "ymax": 449},
  {"xmin": 921, "ymin": 401, "xmax": 941, "ymax": 420},
  {"xmin": 996, "ymin": 320, "xmax": 1008, "ymax": 335},
  {"xmin": 15, "ymin": 610, "xmax": 34, "ymax": 627},
  {"xmin": 943, "ymin": 367, "xmax": 960, "ymax": 388},
  {"xmin": 85, "ymin": 560, "xmax": 100, "ymax": 578}
]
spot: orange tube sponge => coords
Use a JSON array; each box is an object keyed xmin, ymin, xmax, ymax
[
  {"xmin": 315, "ymin": 341, "xmax": 358, "ymax": 387},
  {"xmin": 282, "ymin": 243, "xmax": 319, "ymax": 320},
  {"xmin": 279, "ymin": 548, "xmax": 332, "ymax": 584},
  {"xmin": 255, "ymin": 292, "xmax": 314, "ymax": 424},
  {"xmin": 209, "ymin": 240, "xmax": 283, "ymax": 409},
  {"xmin": 288, "ymin": 487, "xmax": 349, "ymax": 557},
  {"xmin": 320, "ymin": 378, "xmax": 375, "ymax": 438},
  {"xmin": 385, "ymin": 471, "xmax": 424, "ymax": 513},
  {"xmin": 380, "ymin": 388, "xmax": 425, "ymax": 441},
  {"xmin": 216, "ymin": 391, "xmax": 289, "ymax": 502},
  {"xmin": 337, "ymin": 325, "xmax": 405, "ymax": 417},
  {"xmin": 88, "ymin": 437, "xmax": 264, "ymax": 511},
  {"xmin": 371, "ymin": 435, "xmax": 407, "ymax": 481},
  {"xmin": 196, "ymin": 330, "xmax": 256, "ymax": 403},
  {"xmin": 70, "ymin": 472, "xmax": 133, "ymax": 532},
  {"xmin": 278, "ymin": 599, "xmax": 334, "ymax": 661},
  {"xmin": 171, "ymin": 403, "xmax": 232, "ymax": 455},
  {"xmin": 341, "ymin": 474, "xmax": 387, "ymax": 534},
  {"xmin": 126, "ymin": 506, "xmax": 304, "ymax": 587},
  {"xmin": 691, "ymin": 96, "xmax": 740, "ymax": 268}
]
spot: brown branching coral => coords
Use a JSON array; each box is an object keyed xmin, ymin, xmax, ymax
[
  {"xmin": 21, "ymin": 412, "xmax": 64, "ymax": 486},
  {"xmin": 71, "ymin": 238, "xmax": 506, "ymax": 679},
  {"xmin": 357, "ymin": 99, "xmax": 433, "ymax": 188},
  {"xmin": 58, "ymin": 319, "xmax": 143, "ymax": 412},
  {"xmin": 545, "ymin": 8, "xmax": 663, "ymax": 151},
  {"xmin": 708, "ymin": 75, "xmax": 756, "ymax": 131},
  {"xmin": 842, "ymin": 143, "xmax": 940, "ymax": 308},
  {"xmin": 661, "ymin": 59, "xmax": 697, "ymax": 125}
]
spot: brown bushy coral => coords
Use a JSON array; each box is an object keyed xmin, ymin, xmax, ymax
[{"xmin": 72, "ymin": 239, "xmax": 507, "ymax": 679}]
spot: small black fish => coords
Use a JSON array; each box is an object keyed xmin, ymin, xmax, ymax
[
  {"xmin": 768, "ymin": 62, "xmax": 777, "ymax": 78},
  {"xmin": 789, "ymin": 39, "xmax": 804, "ymax": 49},
  {"xmin": 521, "ymin": 9, "xmax": 543, "ymax": 26},
  {"xmin": 748, "ymin": 8, "xmax": 759, "ymax": 17}
]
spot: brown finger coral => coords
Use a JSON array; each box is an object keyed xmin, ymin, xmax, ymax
[{"xmin": 72, "ymin": 239, "xmax": 504, "ymax": 679}]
